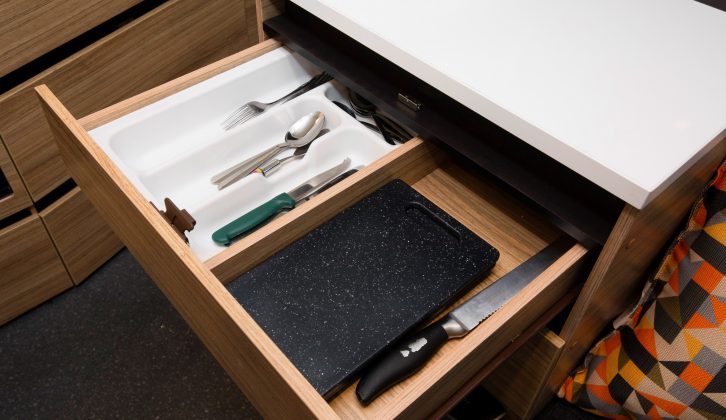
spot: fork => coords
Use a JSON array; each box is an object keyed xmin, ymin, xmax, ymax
[
  {"xmin": 348, "ymin": 91, "xmax": 413, "ymax": 144},
  {"xmin": 221, "ymin": 72, "xmax": 333, "ymax": 130}
]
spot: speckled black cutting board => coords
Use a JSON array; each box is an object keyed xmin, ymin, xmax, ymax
[{"xmin": 226, "ymin": 179, "xmax": 499, "ymax": 399}]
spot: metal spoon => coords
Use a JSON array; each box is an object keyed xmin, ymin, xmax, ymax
[
  {"xmin": 255, "ymin": 129, "xmax": 330, "ymax": 177},
  {"xmin": 212, "ymin": 111, "xmax": 326, "ymax": 189}
]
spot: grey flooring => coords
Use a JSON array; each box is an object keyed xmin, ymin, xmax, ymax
[{"xmin": 0, "ymin": 250, "xmax": 259, "ymax": 419}]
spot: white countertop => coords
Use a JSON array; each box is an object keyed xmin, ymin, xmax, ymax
[{"xmin": 292, "ymin": 0, "xmax": 726, "ymax": 208}]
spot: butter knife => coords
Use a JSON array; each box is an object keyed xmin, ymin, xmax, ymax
[{"xmin": 212, "ymin": 158, "xmax": 351, "ymax": 245}]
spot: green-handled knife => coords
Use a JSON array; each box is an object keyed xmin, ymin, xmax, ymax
[{"xmin": 212, "ymin": 158, "xmax": 351, "ymax": 245}]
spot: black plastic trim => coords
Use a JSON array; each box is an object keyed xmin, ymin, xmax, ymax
[
  {"xmin": 0, "ymin": 167, "xmax": 12, "ymax": 200},
  {"xmin": 33, "ymin": 179, "xmax": 77, "ymax": 213},
  {"xmin": 0, "ymin": 209, "xmax": 33, "ymax": 231}
]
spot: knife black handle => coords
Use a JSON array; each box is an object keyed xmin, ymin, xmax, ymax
[{"xmin": 356, "ymin": 320, "xmax": 450, "ymax": 404}]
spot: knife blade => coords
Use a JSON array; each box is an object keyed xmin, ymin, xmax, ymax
[
  {"xmin": 355, "ymin": 237, "xmax": 573, "ymax": 404},
  {"xmin": 211, "ymin": 158, "xmax": 351, "ymax": 245}
]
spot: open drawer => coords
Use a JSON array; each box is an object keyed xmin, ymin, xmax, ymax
[{"xmin": 37, "ymin": 39, "xmax": 589, "ymax": 418}]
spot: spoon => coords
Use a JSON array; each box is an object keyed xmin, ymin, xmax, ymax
[
  {"xmin": 211, "ymin": 111, "xmax": 326, "ymax": 189},
  {"xmin": 255, "ymin": 129, "xmax": 330, "ymax": 177}
]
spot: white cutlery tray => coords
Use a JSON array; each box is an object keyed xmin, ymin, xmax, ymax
[{"xmin": 89, "ymin": 48, "xmax": 396, "ymax": 260}]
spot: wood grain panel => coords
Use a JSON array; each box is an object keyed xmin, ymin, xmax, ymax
[
  {"xmin": 247, "ymin": 0, "xmax": 262, "ymax": 44},
  {"xmin": 0, "ymin": 0, "xmax": 255, "ymax": 201},
  {"xmin": 40, "ymin": 187, "xmax": 123, "ymax": 284},
  {"xmin": 256, "ymin": 0, "xmax": 285, "ymax": 41},
  {"xmin": 38, "ymin": 85, "xmax": 337, "ymax": 419},
  {"xmin": 0, "ymin": 135, "xmax": 32, "ymax": 219},
  {"xmin": 0, "ymin": 213, "xmax": 72, "ymax": 325},
  {"xmin": 533, "ymin": 138, "xmax": 726, "ymax": 414},
  {"xmin": 0, "ymin": 0, "xmax": 142, "ymax": 78},
  {"xmin": 483, "ymin": 329, "xmax": 565, "ymax": 419}
]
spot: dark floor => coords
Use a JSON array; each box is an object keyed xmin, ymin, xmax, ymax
[
  {"xmin": 0, "ymin": 249, "xmax": 594, "ymax": 419},
  {"xmin": 0, "ymin": 250, "xmax": 259, "ymax": 419}
]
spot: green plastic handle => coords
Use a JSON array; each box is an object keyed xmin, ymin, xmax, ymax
[{"xmin": 212, "ymin": 193, "xmax": 296, "ymax": 245}]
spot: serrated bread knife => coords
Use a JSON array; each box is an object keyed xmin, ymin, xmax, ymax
[{"xmin": 356, "ymin": 238, "xmax": 572, "ymax": 404}]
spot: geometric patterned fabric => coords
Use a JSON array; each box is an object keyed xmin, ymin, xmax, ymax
[{"xmin": 559, "ymin": 161, "xmax": 726, "ymax": 419}]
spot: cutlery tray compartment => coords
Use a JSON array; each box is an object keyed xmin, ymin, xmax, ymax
[
  {"xmin": 87, "ymin": 47, "xmax": 397, "ymax": 260},
  {"xmin": 38, "ymin": 40, "xmax": 590, "ymax": 418}
]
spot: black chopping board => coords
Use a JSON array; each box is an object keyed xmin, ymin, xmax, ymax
[{"xmin": 226, "ymin": 179, "xmax": 499, "ymax": 399}]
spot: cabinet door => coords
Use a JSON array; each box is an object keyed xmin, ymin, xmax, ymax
[
  {"xmin": 40, "ymin": 187, "xmax": 123, "ymax": 284},
  {"xmin": 0, "ymin": 0, "xmax": 256, "ymax": 200},
  {"xmin": 0, "ymin": 213, "xmax": 72, "ymax": 325},
  {"xmin": 0, "ymin": 0, "xmax": 143, "ymax": 78}
]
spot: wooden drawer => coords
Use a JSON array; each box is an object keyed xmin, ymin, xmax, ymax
[
  {"xmin": 0, "ymin": 135, "xmax": 32, "ymax": 220},
  {"xmin": 0, "ymin": 213, "xmax": 72, "ymax": 325},
  {"xmin": 37, "ymin": 39, "xmax": 589, "ymax": 418},
  {"xmin": 40, "ymin": 187, "xmax": 123, "ymax": 284},
  {"xmin": 0, "ymin": 0, "xmax": 256, "ymax": 201},
  {"xmin": 0, "ymin": 0, "xmax": 143, "ymax": 78}
]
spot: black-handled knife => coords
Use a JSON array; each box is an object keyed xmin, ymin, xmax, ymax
[{"xmin": 355, "ymin": 238, "xmax": 573, "ymax": 404}]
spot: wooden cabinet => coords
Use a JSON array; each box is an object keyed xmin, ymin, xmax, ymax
[
  {"xmin": 0, "ymin": 0, "xmax": 143, "ymax": 78},
  {"xmin": 0, "ymin": 213, "xmax": 72, "ymax": 325},
  {"xmin": 32, "ymin": 2, "xmax": 726, "ymax": 418},
  {"xmin": 40, "ymin": 187, "xmax": 123, "ymax": 284},
  {"xmin": 482, "ymin": 329, "xmax": 565, "ymax": 419},
  {"xmin": 0, "ymin": 0, "xmax": 258, "ymax": 323},
  {"xmin": 0, "ymin": 0, "xmax": 256, "ymax": 201}
]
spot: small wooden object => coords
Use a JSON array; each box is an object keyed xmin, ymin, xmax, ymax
[{"xmin": 156, "ymin": 198, "xmax": 196, "ymax": 243}]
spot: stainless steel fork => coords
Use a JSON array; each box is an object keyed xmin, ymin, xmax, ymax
[{"xmin": 221, "ymin": 72, "xmax": 332, "ymax": 130}]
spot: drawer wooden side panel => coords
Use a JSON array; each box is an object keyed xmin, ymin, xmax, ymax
[
  {"xmin": 0, "ymin": 0, "xmax": 143, "ymax": 78},
  {"xmin": 0, "ymin": 0, "xmax": 256, "ymax": 201},
  {"xmin": 38, "ymin": 84, "xmax": 336, "ymax": 418},
  {"xmin": 482, "ymin": 329, "xmax": 565, "ymax": 419},
  {"xmin": 256, "ymin": 0, "xmax": 285, "ymax": 41},
  {"xmin": 40, "ymin": 187, "xmax": 123, "ymax": 284},
  {"xmin": 0, "ymin": 135, "xmax": 32, "ymax": 220},
  {"xmin": 0, "ymin": 214, "xmax": 73, "ymax": 325}
]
